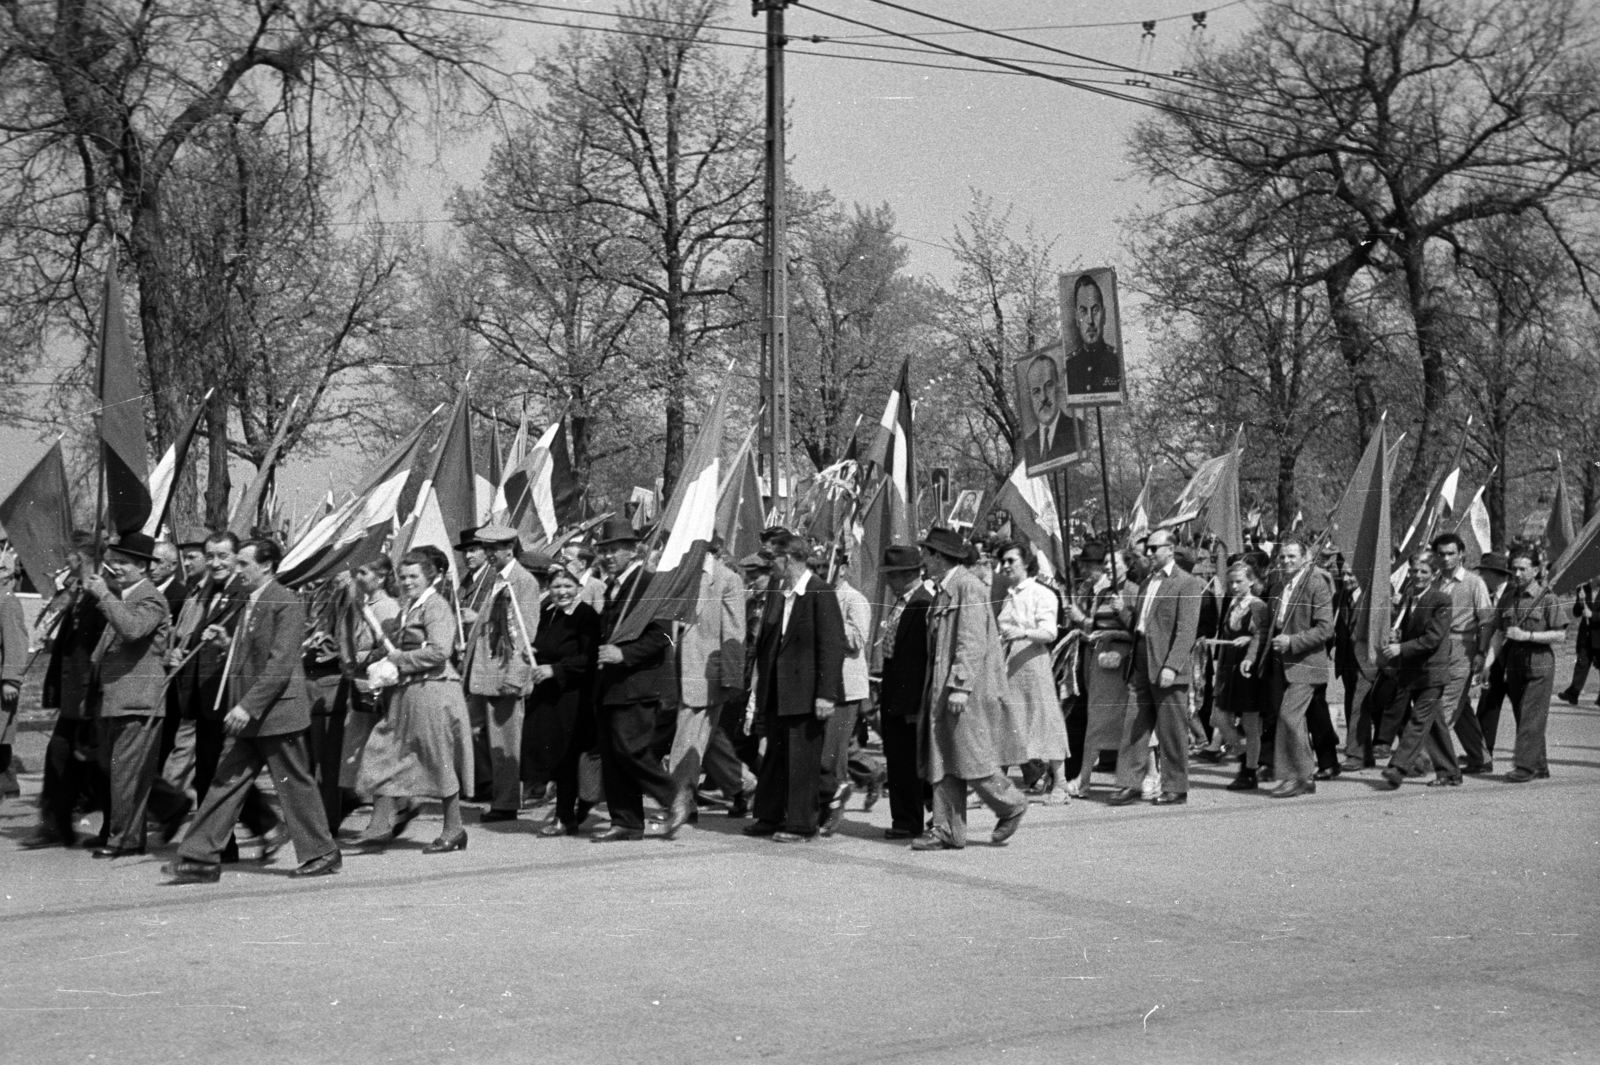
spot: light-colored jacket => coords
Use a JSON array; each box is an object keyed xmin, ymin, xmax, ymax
[
  {"xmin": 678, "ymin": 556, "xmax": 746, "ymax": 707},
  {"xmin": 920, "ymin": 564, "xmax": 1010, "ymax": 780},
  {"xmin": 464, "ymin": 561, "xmax": 542, "ymax": 698},
  {"xmin": 92, "ymin": 578, "xmax": 172, "ymax": 717},
  {"xmin": 835, "ymin": 578, "xmax": 872, "ymax": 703}
]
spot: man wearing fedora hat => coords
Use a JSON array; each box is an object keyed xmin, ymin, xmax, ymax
[
  {"xmin": 78, "ymin": 532, "xmax": 174, "ymax": 857},
  {"xmin": 591, "ymin": 518, "xmax": 692, "ymax": 841},
  {"xmin": 914, "ymin": 527, "xmax": 1028, "ymax": 849},
  {"xmin": 875, "ymin": 544, "xmax": 933, "ymax": 839},
  {"xmin": 459, "ymin": 524, "xmax": 542, "ymax": 822}
]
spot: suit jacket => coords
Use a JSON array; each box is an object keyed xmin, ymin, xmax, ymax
[
  {"xmin": 226, "ymin": 579, "xmax": 312, "ymax": 737},
  {"xmin": 91, "ymin": 579, "xmax": 172, "ymax": 717},
  {"xmin": 878, "ymin": 586, "xmax": 932, "ymax": 717},
  {"xmin": 1022, "ymin": 413, "xmax": 1078, "ymax": 471},
  {"xmin": 41, "ymin": 590, "xmax": 106, "ymax": 720},
  {"xmin": 158, "ymin": 575, "xmax": 188, "ymax": 621},
  {"xmin": 1392, "ymin": 587, "xmax": 1452, "ymax": 690},
  {"xmin": 597, "ymin": 564, "xmax": 675, "ymax": 707},
  {"xmin": 463, "ymin": 561, "xmax": 542, "ymax": 698},
  {"xmin": 754, "ymin": 571, "xmax": 846, "ymax": 718},
  {"xmin": 1120, "ymin": 563, "xmax": 1204, "ymax": 686},
  {"xmin": 677, "ymin": 556, "xmax": 746, "ymax": 707},
  {"xmin": 171, "ymin": 574, "xmax": 248, "ymax": 720},
  {"xmin": 0, "ymin": 591, "xmax": 27, "ymax": 687},
  {"xmin": 1266, "ymin": 566, "xmax": 1336, "ymax": 684},
  {"xmin": 835, "ymin": 578, "xmax": 873, "ymax": 703}
]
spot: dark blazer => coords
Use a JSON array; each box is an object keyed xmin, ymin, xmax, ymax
[
  {"xmin": 159, "ymin": 576, "xmax": 188, "ymax": 621},
  {"xmin": 172, "ymin": 574, "xmax": 248, "ymax": 721},
  {"xmin": 42, "ymin": 591, "xmax": 106, "ymax": 720},
  {"xmin": 754, "ymin": 573, "xmax": 846, "ymax": 717},
  {"xmin": 1266, "ymin": 566, "xmax": 1336, "ymax": 684},
  {"xmin": 596, "ymin": 565, "xmax": 674, "ymax": 707},
  {"xmin": 878, "ymin": 586, "xmax": 933, "ymax": 717},
  {"xmin": 1392, "ymin": 587, "xmax": 1451, "ymax": 690},
  {"xmin": 92, "ymin": 578, "xmax": 172, "ymax": 717},
  {"xmin": 1120, "ymin": 563, "xmax": 1204, "ymax": 686},
  {"xmin": 533, "ymin": 600, "xmax": 601, "ymax": 699},
  {"xmin": 227, "ymin": 578, "xmax": 312, "ymax": 737}
]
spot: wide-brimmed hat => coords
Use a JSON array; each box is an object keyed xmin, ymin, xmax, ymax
[
  {"xmin": 1476, "ymin": 551, "xmax": 1510, "ymax": 576},
  {"xmin": 594, "ymin": 517, "xmax": 641, "ymax": 547},
  {"xmin": 173, "ymin": 525, "xmax": 211, "ymax": 549},
  {"xmin": 107, "ymin": 531, "xmax": 159, "ymax": 563},
  {"xmin": 881, "ymin": 545, "xmax": 923, "ymax": 572},
  {"xmin": 453, "ymin": 524, "xmax": 483, "ymax": 551},
  {"xmin": 474, "ymin": 523, "xmax": 521, "ymax": 546},
  {"xmin": 918, "ymin": 526, "xmax": 975, "ymax": 564}
]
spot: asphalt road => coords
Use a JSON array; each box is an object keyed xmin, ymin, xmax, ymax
[{"xmin": 3, "ymin": 674, "xmax": 1597, "ymax": 1064}]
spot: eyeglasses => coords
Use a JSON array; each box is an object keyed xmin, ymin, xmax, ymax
[{"xmin": 1145, "ymin": 542, "xmax": 1171, "ymax": 554}]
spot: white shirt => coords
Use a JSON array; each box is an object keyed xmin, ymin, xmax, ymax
[
  {"xmin": 781, "ymin": 568, "xmax": 812, "ymax": 635},
  {"xmin": 1275, "ymin": 566, "xmax": 1308, "ymax": 631}
]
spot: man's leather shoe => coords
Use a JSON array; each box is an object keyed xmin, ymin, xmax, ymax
[
  {"xmin": 661, "ymin": 793, "xmax": 693, "ymax": 840},
  {"xmin": 1106, "ymin": 787, "xmax": 1141, "ymax": 806},
  {"xmin": 92, "ymin": 845, "xmax": 145, "ymax": 859},
  {"xmin": 1270, "ymin": 779, "xmax": 1315, "ymax": 798},
  {"xmin": 771, "ymin": 830, "xmax": 814, "ymax": 843},
  {"xmin": 1313, "ymin": 765, "xmax": 1341, "ymax": 781},
  {"xmin": 741, "ymin": 820, "xmax": 780, "ymax": 837},
  {"xmin": 992, "ymin": 806, "xmax": 1026, "ymax": 843},
  {"xmin": 590, "ymin": 827, "xmax": 644, "ymax": 842},
  {"xmin": 1462, "ymin": 761, "xmax": 1494, "ymax": 775},
  {"xmin": 910, "ymin": 834, "xmax": 959, "ymax": 851},
  {"xmin": 294, "ymin": 850, "xmax": 343, "ymax": 876},
  {"xmin": 1426, "ymin": 776, "xmax": 1461, "ymax": 787},
  {"xmin": 1340, "ymin": 756, "xmax": 1365, "ymax": 772},
  {"xmin": 1504, "ymin": 767, "xmax": 1538, "ymax": 783},
  {"xmin": 1558, "ymin": 687, "xmax": 1579, "ymax": 705},
  {"xmin": 1378, "ymin": 767, "xmax": 1404, "ymax": 790},
  {"xmin": 80, "ymin": 834, "xmax": 109, "ymax": 850},
  {"xmin": 1255, "ymin": 766, "xmax": 1275, "ymax": 783},
  {"xmin": 1226, "ymin": 768, "xmax": 1258, "ymax": 791},
  {"xmin": 479, "ymin": 809, "xmax": 519, "ymax": 823},
  {"xmin": 1152, "ymin": 791, "xmax": 1188, "ymax": 806},
  {"xmin": 538, "ymin": 819, "xmax": 577, "ymax": 837},
  {"xmin": 884, "ymin": 827, "xmax": 917, "ymax": 840},
  {"xmin": 162, "ymin": 859, "xmax": 222, "ymax": 884}
]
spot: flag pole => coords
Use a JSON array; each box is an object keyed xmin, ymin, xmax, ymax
[
  {"xmin": 1051, "ymin": 467, "xmax": 1074, "ymax": 579},
  {"xmin": 1094, "ymin": 407, "xmax": 1115, "ymax": 548}
]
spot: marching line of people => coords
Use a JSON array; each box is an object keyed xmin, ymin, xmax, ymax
[{"xmin": 0, "ymin": 513, "xmax": 1582, "ymax": 885}]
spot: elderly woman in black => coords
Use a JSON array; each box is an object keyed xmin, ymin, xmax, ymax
[{"xmin": 523, "ymin": 566, "xmax": 602, "ymax": 835}]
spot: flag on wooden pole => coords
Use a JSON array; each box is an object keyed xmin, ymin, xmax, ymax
[
  {"xmin": 864, "ymin": 359, "xmax": 915, "ymax": 543},
  {"xmin": 0, "ymin": 441, "xmax": 74, "ymax": 592},
  {"xmin": 1546, "ymin": 452, "xmax": 1575, "ymax": 562},
  {"xmin": 1329, "ymin": 419, "xmax": 1392, "ymax": 661},
  {"xmin": 142, "ymin": 388, "xmax": 213, "ymax": 539}
]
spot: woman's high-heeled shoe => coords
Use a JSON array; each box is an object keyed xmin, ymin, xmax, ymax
[{"xmin": 422, "ymin": 829, "xmax": 468, "ymax": 854}]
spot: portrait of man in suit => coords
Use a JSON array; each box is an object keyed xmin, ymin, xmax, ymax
[
  {"xmin": 1060, "ymin": 269, "xmax": 1124, "ymax": 406},
  {"xmin": 1014, "ymin": 346, "xmax": 1083, "ymax": 478}
]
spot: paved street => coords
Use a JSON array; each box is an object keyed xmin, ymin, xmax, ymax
[{"xmin": 3, "ymin": 673, "xmax": 1597, "ymax": 1064}]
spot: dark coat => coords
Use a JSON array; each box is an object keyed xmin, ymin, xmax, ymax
[
  {"xmin": 878, "ymin": 586, "xmax": 933, "ymax": 717},
  {"xmin": 753, "ymin": 573, "xmax": 846, "ymax": 718},
  {"xmin": 532, "ymin": 600, "xmax": 601, "ymax": 705},
  {"xmin": 227, "ymin": 579, "xmax": 312, "ymax": 737},
  {"xmin": 1392, "ymin": 587, "xmax": 1452, "ymax": 690},
  {"xmin": 42, "ymin": 591, "xmax": 106, "ymax": 720},
  {"xmin": 596, "ymin": 565, "xmax": 675, "ymax": 707},
  {"xmin": 171, "ymin": 574, "xmax": 248, "ymax": 721},
  {"xmin": 1120, "ymin": 563, "xmax": 1204, "ymax": 686},
  {"xmin": 159, "ymin": 576, "xmax": 188, "ymax": 621}
]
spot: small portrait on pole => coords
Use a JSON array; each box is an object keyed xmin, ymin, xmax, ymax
[
  {"xmin": 1059, "ymin": 268, "xmax": 1125, "ymax": 407},
  {"xmin": 1014, "ymin": 342, "xmax": 1086, "ymax": 478}
]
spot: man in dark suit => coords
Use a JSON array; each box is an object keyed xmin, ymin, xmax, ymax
[
  {"xmin": 164, "ymin": 539, "xmax": 341, "ymax": 882},
  {"xmin": 1378, "ymin": 550, "xmax": 1459, "ymax": 789},
  {"xmin": 79, "ymin": 532, "xmax": 173, "ymax": 857},
  {"xmin": 1262, "ymin": 538, "xmax": 1337, "ymax": 797},
  {"xmin": 874, "ymin": 545, "xmax": 932, "ymax": 839},
  {"xmin": 744, "ymin": 531, "xmax": 846, "ymax": 842},
  {"xmin": 591, "ymin": 519, "xmax": 692, "ymax": 842},
  {"xmin": 1109, "ymin": 529, "xmax": 1203, "ymax": 806},
  {"xmin": 1019, "ymin": 352, "xmax": 1080, "ymax": 472}
]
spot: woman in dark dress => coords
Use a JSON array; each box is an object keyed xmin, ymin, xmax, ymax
[
  {"xmin": 1212, "ymin": 560, "xmax": 1271, "ymax": 791},
  {"xmin": 522, "ymin": 567, "xmax": 601, "ymax": 836}
]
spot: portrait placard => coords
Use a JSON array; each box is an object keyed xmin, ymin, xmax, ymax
[
  {"xmin": 1013, "ymin": 340, "xmax": 1087, "ymax": 478},
  {"xmin": 1058, "ymin": 268, "xmax": 1125, "ymax": 407}
]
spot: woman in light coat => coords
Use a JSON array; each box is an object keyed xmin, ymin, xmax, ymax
[{"xmin": 996, "ymin": 541, "xmax": 1070, "ymax": 803}]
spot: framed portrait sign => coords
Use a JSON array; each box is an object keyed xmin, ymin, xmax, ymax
[
  {"xmin": 1012, "ymin": 340, "xmax": 1087, "ymax": 479},
  {"xmin": 1058, "ymin": 268, "xmax": 1125, "ymax": 407}
]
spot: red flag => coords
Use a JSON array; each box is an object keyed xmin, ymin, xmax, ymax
[
  {"xmin": 97, "ymin": 266, "xmax": 150, "ymax": 534},
  {"xmin": 0, "ymin": 441, "xmax": 74, "ymax": 592},
  {"xmin": 1329, "ymin": 419, "xmax": 1392, "ymax": 659},
  {"xmin": 1546, "ymin": 453, "xmax": 1575, "ymax": 562}
]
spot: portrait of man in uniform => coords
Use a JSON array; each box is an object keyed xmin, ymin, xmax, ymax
[
  {"xmin": 1014, "ymin": 344, "xmax": 1083, "ymax": 478},
  {"xmin": 1060, "ymin": 268, "xmax": 1124, "ymax": 405}
]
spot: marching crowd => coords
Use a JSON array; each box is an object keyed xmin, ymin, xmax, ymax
[{"xmin": 0, "ymin": 511, "xmax": 1587, "ymax": 884}]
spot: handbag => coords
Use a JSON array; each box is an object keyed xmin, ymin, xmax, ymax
[{"xmin": 1097, "ymin": 649, "xmax": 1123, "ymax": 669}]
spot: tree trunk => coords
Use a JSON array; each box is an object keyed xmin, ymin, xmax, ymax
[
  {"xmin": 1324, "ymin": 268, "xmax": 1379, "ymax": 451},
  {"xmin": 205, "ymin": 387, "xmax": 232, "ymax": 529},
  {"xmin": 1397, "ymin": 241, "xmax": 1451, "ymax": 520}
]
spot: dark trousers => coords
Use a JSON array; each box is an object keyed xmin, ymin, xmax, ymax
[
  {"xmin": 98, "ymin": 715, "xmax": 164, "ymax": 851},
  {"xmin": 177, "ymin": 731, "xmax": 335, "ymax": 867},
  {"xmin": 40, "ymin": 718, "xmax": 98, "ymax": 836},
  {"xmin": 597, "ymin": 700, "xmax": 676, "ymax": 832},
  {"xmin": 1564, "ymin": 621, "xmax": 1592, "ymax": 695},
  {"xmin": 1305, "ymin": 685, "xmax": 1341, "ymax": 770},
  {"xmin": 879, "ymin": 711, "xmax": 925, "ymax": 835},
  {"xmin": 191, "ymin": 717, "xmax": 278, "ymax": 841},
  {"xmin": 1117, "ymin": 641, "xmax": 1190, "ymax": 794},
  {"xmin": 1391, "ymin": 683, "xmax": 1460, "ymax": 782},
  {"xmin": 1506, "ymin": 654, "xmax": 1554, "ymax": 774},
  {"xmin": 753, "ymin": 713, "xmax": 826, "ymax": 835},
  {"xmin": 553, "ymin": 708, "xmax": 597, "ymax": 828},
  {"xmin": 1062, "ymin": 693, "xmax": 1087, "ymax": 778},
  {"xmin": 307, "ymin": 677, "xmax": 349, "ymax": 833},
  {"xmin": 1476, "ymin": 658, "xmax": 1515, "ymax": 752}
]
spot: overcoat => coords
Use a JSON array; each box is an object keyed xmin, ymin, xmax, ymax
[{"xmin": 920, "ymin": 564, "xmax": 1010, "ymax": 780}]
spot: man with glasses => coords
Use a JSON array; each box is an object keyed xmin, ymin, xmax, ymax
[
  {"xmin": 1108, "ymin": 530, "xmax": 1203, "ymax": 806},
  {"xmin": 1429, "ymin": 533, "xmax": 1495, "ymax": 773}
]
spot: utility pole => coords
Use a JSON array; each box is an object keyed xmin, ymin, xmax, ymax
[{"xmin": 755, "ymin": 0, "xmax": 791, "ymax": 522}]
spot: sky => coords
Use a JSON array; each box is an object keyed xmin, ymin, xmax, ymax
[{"xmin": 0, "ymin": 0, "xmax": 1257, "ymax": 514}]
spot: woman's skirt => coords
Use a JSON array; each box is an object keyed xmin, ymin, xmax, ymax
[
  {"xmin": 356, "ymin": 680, "xmax": 474, "ymax": 799},
  {"xmin": 1082, "ymin": 639, "xmax": 1133, "ymax": 758},
  {"xmin": 1000, "ymin": 642, "xmax": 1069, "ymax": 762}
]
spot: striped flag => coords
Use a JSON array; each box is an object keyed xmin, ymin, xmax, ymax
[
  {"xmin": 394, "ymin": 385, "xmax": 475, "ymax": 586},
  {"xmin": 142, "ymin": 388, "xmax": 212, "ymax": 538},
  {"xmin": 1127, "ymin": 466, "xmax": 1153, "ymax": 544},
  {"xmin": 608, "ymin": 378, "xmax": 730, "ymax": 645},
  {"xmin": 864, "ymin": 358, "xmax": 915, "ymax": 542},
  {"xmin": 492, "ymin": 409, "xmax": 529, "ymax": 524},
  {"xmin": 716, "ymin": 428, "xmax": 764, "ymax": 563},
  {"xmin": 992, "ymin": 458, "xmax": 1063, "ymax": 578},
  {"xmin": 1454, "ymin": 475, "xmax": 1494, "ymax": 566}
]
